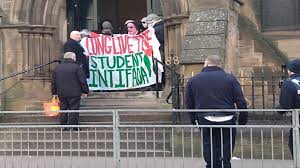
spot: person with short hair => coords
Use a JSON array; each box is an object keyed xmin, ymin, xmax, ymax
[
  {"xmin": 51, "ymin": 52, "xmax": 89, "ymax": 131},
  {"xmin": 64, "ymin": 31, "xmax": 89, "ymax": 78},
  {"xmin": 279, "ymin": 58, "xmax": 300, "ymax": 156},
  {"xmin": 102, "ymin": 21, "xmax": 114, "ymax": 36},
  {"xmin": 80, "ymin": 29, "xmax": 90, "ymax": 38},
  {"xmin": 185, "ymin": 55, "xmax": 248, "ymax": 168}
]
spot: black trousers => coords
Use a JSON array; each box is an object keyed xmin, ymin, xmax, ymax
[
  {"xmin": 289, "ymin": 128, "xmax": 294, "ymax": 157},
  {"xmin": 59, "ymin": 96, "xmax": 81, "ymax": 125},
  {"xmin": 198, "ymin": 117, "xmax": 237, "ymax": 168}
]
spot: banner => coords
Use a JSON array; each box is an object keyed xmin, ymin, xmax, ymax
[{"xmin": 81, "ymin": 28, "xmax": 163, "ymax": 90}]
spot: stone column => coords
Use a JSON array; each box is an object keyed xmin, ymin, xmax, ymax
[
  {"xmin": 180, "ymin": 0, "xmax": 242, "ymax": 76},
  {"xmin": 28, "ymin": 33, "xmax": 34, "ymax": 76},
  {"xmin": 224, "ymin": 2, "xmax": 240, "ymax": 74},
  {"xmin": 44, "ymin": 33, "xmax": 51, "ymax": 74},
  {"xmin": 21, "ymin": 32, "xmax": 29, "ymax": 71},
  {"xmin": 33, "ymin": 32, "xmax": 40, "ymax": 75}
]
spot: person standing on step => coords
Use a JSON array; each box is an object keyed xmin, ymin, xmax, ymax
[
  {"xmin": 64, "ymin": 31, "xmax": 90, "ymax": 79},
  {"xmin": 185, "ymin": 55, "xmax": 248, "ymax": 168},
  {"xmin": 278, "ymin": 59, "xmax": 300, "ymax": 157},
  {"xmin": 51, "ymin": 52, "xmax": 89, "ymax": 131}
]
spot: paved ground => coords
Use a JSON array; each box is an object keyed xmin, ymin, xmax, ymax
[{"xmin": 0, "ymin": 157, "xmax": 293, "ymax": 168}]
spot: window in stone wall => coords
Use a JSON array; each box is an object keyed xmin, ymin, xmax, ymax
[
  {"xmin": 262, "ymin": 0, "xmax": 300, "ymax": 31},
  {"xmin": 147, "ymin": 0, "xmax": 163, "ymax": 17}
]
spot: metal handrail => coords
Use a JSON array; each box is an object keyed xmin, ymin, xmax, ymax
[
  {"xmin": 0, "ymin": 60, "xmax": 60, "ymax": 81},
  {"xmin": 152, "ymin": 51, "xmax": 181, "ymax": 109},
  {"xmin": 234, "ymin": 0, "xmax": 244, "ymax": 5}
]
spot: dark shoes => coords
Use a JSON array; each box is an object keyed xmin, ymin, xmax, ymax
[
  {"xmin": 61, "ymin": 127, "xmax": 80, "ymax": 131},
  {"xmin": 71, "ymin": 127, "xmax": 81, "ymax": 131},
  {"xmin": 62, "ymin": 127, "xmax": 70, "ymax": 131}
]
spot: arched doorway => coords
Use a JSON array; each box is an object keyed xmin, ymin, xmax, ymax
[{"xmin": 66, "ymin": 0, "xmax": 163, "ymax": 33}]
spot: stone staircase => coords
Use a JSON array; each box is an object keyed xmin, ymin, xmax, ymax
[
  {"xmin": 0, "ymin": 91, "xmax": 172, "ymax": 125},
  {"xmin": 239, "ymin": 40, "xmax": 264, "ymax": 75},
  {"xmin": 0, "ymin": 127, "xmax": 173, "ymax": 157},
  {"xmin": 0, "ymin": 91, "xmax": 173, "ymax": 157}
]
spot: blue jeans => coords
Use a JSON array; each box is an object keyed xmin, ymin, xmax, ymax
[{"xmin": 198, "ymin": 117, "xmax": 236, "ymax": 168}]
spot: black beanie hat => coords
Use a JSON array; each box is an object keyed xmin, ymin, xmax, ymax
[{"xmin": 287, "ymin": 59, "xmax": 300, "ymax": 74}]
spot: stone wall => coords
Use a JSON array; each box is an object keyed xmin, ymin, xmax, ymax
[
  {"xmin": 0, "ymin": 0, "xmax": 12, "ymax": 15},
  {"xmin": 239, "ymin": 0, "xmax": 262, "ymax": 30},
  {"xmin": 181, "ymin": 9, "xmax": 227, "ymax": 64},
  {"xmin": 0, "ymin": 0, "xmax": 66, "ymax": 110},
  {"xmin": 0, "ymin": 0, "xmax": 12, "ymax": 24},
  {"xmin": 180, "ymin": 0, "xmax": 241, "ymax": 78},
  {"xmin": 0, "ymin": 0, "xmax": 290, "ymax": 110}
]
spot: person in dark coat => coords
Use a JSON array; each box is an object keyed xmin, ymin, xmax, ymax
[
  {"xmin": 64, "ymin": 31, "xmax": 89, "ymax": 78},
  {"xmin": 51, "ymin": 52, "xmax": 89, "ymax": 131},
  {"xmin": 185, "ymin": 55, "xmax": 248, "ymax": 168},
  {"xmin": 279, "ymin": 58, "xmax": 300, "ymax": 156}
]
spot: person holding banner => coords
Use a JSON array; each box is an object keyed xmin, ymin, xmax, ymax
[
  {"xmin": 147, "ymin": 14, "xmax": 164, "ymax": 52},
  {"xmin": 64, "ymin": 31, "xmax": 90, "ymax": 78},
  {"xmin": 51, "ymin": 52, "xmax": 89, "ymax": 131},
  {"xmin": 125, "ymin": 20, "xmax": 139, "ymax": 35},
  {"xmin": 140, "ymin": 17, "xmax": 148, "ymax": 31}
]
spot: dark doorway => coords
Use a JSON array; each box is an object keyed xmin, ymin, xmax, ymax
[{"xmin": 66, "ymin": 0, "xmax": 152, "ymax": 34}]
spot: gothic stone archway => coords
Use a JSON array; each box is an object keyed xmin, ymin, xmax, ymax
[{"xmin": 0, "ymin": 0, "xmax": 242, "ymax": 110}]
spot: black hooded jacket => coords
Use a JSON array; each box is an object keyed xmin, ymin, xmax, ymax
[
  {"xmin": 51, "ymin": 58, "xmax": 89, "ymax": 98},
  {"xmin": 64, "ymin": 39, "xmax": 90, "ymax": 78}
]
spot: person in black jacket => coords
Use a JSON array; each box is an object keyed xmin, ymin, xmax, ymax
[
  {"xmin": 64, "ymin": 31, "xmax": 89, "ymax": 78},
  {"xmin": 185, "ymin": 55, "xmax": 248, "ymax": 168},
  {"xmin": 279, "ymin": 58, "xmax": 300, "ymax": 156},
  {"xmin": 51, "ymin": 52, "xmax": 89, "ymax": 131}
]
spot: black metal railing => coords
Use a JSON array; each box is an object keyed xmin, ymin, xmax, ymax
[
  {"xmin": 153, "ymin": 50, "xmax": 181, "ymax": 123},
  {"xmin": 182, "ymin": 68, "xmax": 288, "ymax": 120},
  {"xmin": 0, "ymin": 60, "xmax": 60, "ymax": 82}
]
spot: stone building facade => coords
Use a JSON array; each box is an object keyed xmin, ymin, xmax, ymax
[{"xmin": 0, "ymin": 0, "xmax": 296, "ymax": 110}]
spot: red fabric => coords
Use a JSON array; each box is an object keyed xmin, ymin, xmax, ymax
[{"xmin": 90, "ymin": 32, "xmax": 100, "ymax": 38}]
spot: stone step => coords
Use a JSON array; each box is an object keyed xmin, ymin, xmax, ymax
[
  {"xmin": 25, "ymin": 101, "xmax": 168, "ymax": 111},
  {"xmin": 238, "ymin": 40, "xmax": 254, "ymax": 47},
  {"xmin": 0, "ymin": 112, "xmax": 173, "ymax": 125},
  {"xmin": 87, "ymin": 91, "xmax": 162, "ymax": 99},
  {"xmin": 0, "ymin": 127, "xmax": 173, "ymax": 156},
  {"xmin": 239, "ymin": 52, "xmax": 262, "ymax": 59},
  {"xmin": 239, "ymin": 45, "xmax": 254, "ymax": 54},
  {"xmin": 240, "ymin": 54, "xmax": 263, "ymax": 67},
  {"xmin": 19, "ymin": 90, "xmax": 171, "ymax": 125},
  {"xmin": 81, "ymin": 98, "xmax": 162, "ymax": 107}
]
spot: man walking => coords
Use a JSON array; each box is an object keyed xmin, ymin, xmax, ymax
[
  {"xmin": 185, "ymin": 55, "xmax": 248, "ymax": 168},
  {"xmin": 51, "ymin": 52, "xmax": 89, "ymax": 131},
  {"xmin": 64, "ymin": 31, "xmax": 89, "ymax": 78},
  {"xmin": 279, "ymin": 59, "xmax": 300, "ymax": 156}
]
